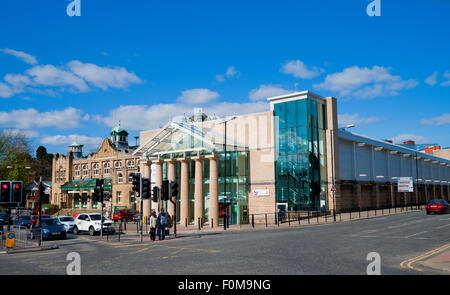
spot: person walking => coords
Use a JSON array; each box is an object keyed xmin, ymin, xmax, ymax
[
  {"xmin": 165, "ymin": 212, "xmax": 172, "ymax": 238},
  {"xmin": 148, "ymin": 210, "xmax": 157, "ymax": 241},
  {"xmin": 156, "ymin": 208, "xmax": 168, "ymax": 240}
]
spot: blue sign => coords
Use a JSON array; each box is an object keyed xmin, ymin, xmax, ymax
[{"xmin": 7, "ymin": 232, "xmax": 15, "ymax": 239}]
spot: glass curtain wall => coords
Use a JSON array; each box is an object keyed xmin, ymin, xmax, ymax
[{"xmin": 274, "ymin": 98, "xmax": 327, "ymax": 211}]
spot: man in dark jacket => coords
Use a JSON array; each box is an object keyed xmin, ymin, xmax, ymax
[{"xmin": 156, "ymin": 208, "xmax": 168, "ymax": 240}]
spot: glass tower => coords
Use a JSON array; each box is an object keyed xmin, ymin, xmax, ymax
[{"xmin": 273, "ymin": 97, "xmax": 327, "ymax": 211}]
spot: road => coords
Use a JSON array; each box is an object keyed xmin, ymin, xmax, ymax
[{"xmin": 0, "ymin": 211, "xmax": 449, "ymax": 275}]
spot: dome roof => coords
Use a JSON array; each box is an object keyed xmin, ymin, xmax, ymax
[{"xmin": 110, "ymin": 122, "xmax": 128, "ymax": 135}]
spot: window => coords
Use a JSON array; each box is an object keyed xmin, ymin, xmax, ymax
[
  {"xmin": 75, "ymin": 165, "xmax": 80, "ymax": 177},
  {"xmin": 83, "ymin": 165, "xmax": 89, "ymax": 177},
  {"xmin": 117, "ymin": 191, "xmax": 122, "ymax": 204},
  {"xmin": 128, "ymin": 174, "xmax": 133, "ymax": 183},
  {"xmin": 104, "ymin": 162, "xmax": 111, "ymax": 175},
  {"xmin": 127, "ymin": 160, "xmax": 135, "ymax": 169},
  {"xmin": 115, "ymin": 161, "xmax": 122, "ymax": 169},
  {"xmin": 93, "ymin": 163, "xmax": 99, "ymax": 176},
  {"xmin": 118, "ymin": 173, "xmax": 123, "ymax": 184}
]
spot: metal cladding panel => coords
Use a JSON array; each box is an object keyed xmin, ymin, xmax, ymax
[
  {"xmin": 355, "ymin": 145, "xmax": 371, "ymax": 181},
  {"xmin": 339, "ymin": 140, "xmax": 353, "ymax": 181},
  {"xmin": 423, "ymin": 161, "xmax": 431, "ymax": 181},
  {"xmin": 374, "ymin": 150, "xmax": 387, "ymax": 182},
  {"xmin": 390, "ymin": 154, "xmax": 401, "ymax": 179},
  {"xmin": 431, "ymin": 162, "xmax": 439, "ymax": 180},
  {"xmin": 401, "ymin": 156, "xmax": 413, "ymax": 177}
]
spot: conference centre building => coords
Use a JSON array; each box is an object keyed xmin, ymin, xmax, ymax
[{"xmin": 131, "ymin": 91, "xmax": 450, "ymax": 227}]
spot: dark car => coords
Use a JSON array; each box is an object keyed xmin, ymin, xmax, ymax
[
  {"xmin": 0, "ymin": 213, "xmax": 10, "ymax": 226},
  {"xmin": 426, "ymin": 199, "xmax": 449, "ymax": 214},
  {"xmin": 14, "ymin": 215, "xmax": 32, "ymax": 228},
  {"xmin": 132, "ymin": 213, "xmax": 142, "ymax": 223},
  {"xmin": 30, "ymin": 218, "xmax": 67, "ymax": 240}
]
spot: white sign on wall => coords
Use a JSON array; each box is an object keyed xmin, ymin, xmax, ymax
[
  {"xmin": 252, "ymin": 189, "xmax": 270, "ymax": 197},
  {"xmin": 398, "ymin": 177, "xmax": 414, "ymax": 193}
]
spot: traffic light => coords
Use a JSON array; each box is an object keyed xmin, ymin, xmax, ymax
[
  {"xmin": 170, "ymin": 181, "xmax": 179, "ymax": 197},
  {"xmin": 141, "ymin": 178, "xmax": 151, "ymax": 199},
  {"xmin": 161, "ymin": 180, "xmax": 169, "ymax": 201},
  {"xmin": 0, "ymin": 181, "xmax": 11, "ymax": 203},
  {"xmin": 11, "ymin": 181, "xmax": 22, "ymax": 203},
  {"xmin": 94, "ymin": 178, "xmax": 104, "ymax": 202},
  {"xmin": 131, "ymin": 173, "xmax": 141, "ymax": 194},
  {"xmin": 152, "ymin": 186, "xmax": 159, "ymax": 203}
]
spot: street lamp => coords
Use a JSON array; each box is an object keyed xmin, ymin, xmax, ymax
[{"xmin": 331, "ymin": 124, "xmax": 355, "ymax": 221}]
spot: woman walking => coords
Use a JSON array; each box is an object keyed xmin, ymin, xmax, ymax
[{"xmin": 148, "ymin": 210, "xmax": 157, "ymax": 241}]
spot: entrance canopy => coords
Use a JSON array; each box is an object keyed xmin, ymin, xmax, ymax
[
  {"xmin": 134, "ymin": 121, "xmax": 246, "ymax": 157},
  {"xmin": 61, "ymin": 178, "xmax": 112, "ymax": 191}
]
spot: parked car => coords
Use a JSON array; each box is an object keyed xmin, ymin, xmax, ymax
[
  {"xmin": 30, "ymin": 217, "xmax": 67, "ymax": 240},
  {"xmin": 31, "ymin": 214, "xmax": 51, "ymax": 227},
  {"xmin": 132, "ymin": 213, "xmax": 142, "ymax": 223},
  {"xmin": 113, "ymin": 209, "xmax": 137, "ymax": 222},
  {"xmin": 14, "ymin": 215, "xmax": 32, "ymax": 228},
  {"xmin": 426, "ymin": 199, "xmax": 449, "ymax": 214},
  {"xmin": 56, "ymin": 216, "xmax": 75, "ymax": 233},
  {"xmin": 0, "ymin": 213, "xmax": 10, "ymax": 226},
  {"xmin": 73, "ymin": 213, "xmax": 115, "ymax": 236}
]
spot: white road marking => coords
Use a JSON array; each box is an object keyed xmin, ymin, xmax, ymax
[
  {"xmin": 436, "ymin": 224, "xmax": 450, "ymax": 229},
  {"xmin": 403, "ymin": 231, "xmax": 428, "ymax": 238}
]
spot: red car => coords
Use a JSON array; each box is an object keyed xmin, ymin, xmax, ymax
[
  {"xmin": 426, "ymin": 199, "xmax": 449, "ymax": 215},
  {"xmin": 113, "ymin": 209, "xmax": 136, "ymax": 221}
]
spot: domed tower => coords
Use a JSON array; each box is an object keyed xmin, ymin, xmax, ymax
[
  {"xmin": 68, "ymin": 141, "xmax": 83, "ymax": 159},
  {"xmin": 110, "ymin": 122, "xmax": 129, "ymax": 149}
]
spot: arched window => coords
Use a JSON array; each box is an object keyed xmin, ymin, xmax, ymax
[
  {"xmin": 115, "ymin": 161, "xmax": 122, "ymax": 169},
  {"xmin": 117, "ymin": 173, "xmax": 123, "ymax": 184},
  {"xmin": 103, "ymin": 162, "xmax": 111, "ymax": 175},
  {"xmin": 93, "ymin": 163, "xmax": 99, "ymax": 175},
  {"xmin": 127, "ymin": 160, "xmax": 135, "ymax": 169},
  {"xmin": 83, "ymin": 164, "xmax": 89, "ymax": 177}
]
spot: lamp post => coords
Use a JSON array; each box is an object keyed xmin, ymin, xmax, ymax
[
  {"xmin": 220, "ymin": 116, "xmax": 237, "ymax": 227},
  {"xmin": 331, "ymin": 124, "xmax": 355, "ymax": 221}
]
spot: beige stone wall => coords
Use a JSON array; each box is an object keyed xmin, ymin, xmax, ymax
[{"xmin": 433, "ymin": 149, "xmax": 450, "ymax": 160}]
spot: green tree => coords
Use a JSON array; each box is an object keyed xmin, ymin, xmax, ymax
[{"xmin": 0, "ymin": 131, "xmax": 33, "ymax": 184}]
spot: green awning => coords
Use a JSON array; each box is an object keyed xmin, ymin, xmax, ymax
[{"xmin": 61, "ymin": 178, "xmax": 112, "ymax": 191}]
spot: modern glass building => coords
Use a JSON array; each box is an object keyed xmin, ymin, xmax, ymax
[{"xmin": 273, "ymin": 96, "xmax": 328, "ymax": 212}]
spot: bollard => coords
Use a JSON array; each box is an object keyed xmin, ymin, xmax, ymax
[
  {"xmin": 277, "ymin": 213, "xmax": 280, "ymax": 227},
  {"xmin": 252, "ymin": 214, "xmax": 255, "ymax": 228},
  {"xmin": 350, "ymin": 210, "xmax": 352, "ymax": 220},
  {"xmin": 185, "ymin": 218, "xmax": 188, "ymax": 228},
  {"xmin": 224, "ymin": 216, "xmax": 226, "ymax": 231},
  {"xmin": 118, "ymin": 223, "xmax": 121, "ymax": 242},
  {"xmin": 211, "ymin": 218, "xmax": 214, "ymax": 228},
  {"xmin": 288, "ymin": 212, "xmax": 290, "ymax": 226},
  {"xmin": 308, "ymin": 211, "xmax": 310, "ymax": 224},
  {"xmin": 375, "ymin": 209, "xmax": 377, "ymax": 216},
  {"xmin": 316, "ymin": 212, "xmax": 319, "ymax": 224},
  {"xmin": 298, "ymin": 215, "xmax": 300, "ymax": 225},
  {"xmin": 265, "ymin": 214, "xmax": 268, "ymax": 227},
  {"xmin": 124, "ymin": 220, "xmax": 127, "ymax": 231},
  {"xmin": 325, "ymin": 213, "xmax": 327, "ymax": 223},
  {"xmin": 367, "ymin": 208, "xmax": 369, "ymax": 218},
  {"xmin": 198, "ymin": 218, "xmax": 201, "ymax": 231},
  {"xmin": 339, "ymin": 211, "xmax": 342, "ymax": 222}
]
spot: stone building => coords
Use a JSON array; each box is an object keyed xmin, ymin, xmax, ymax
[{"xmin": 51, "ymin": 124, "xmax": 142, "ymax": 214}]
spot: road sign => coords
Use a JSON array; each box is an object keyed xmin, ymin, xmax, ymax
[
  {"xmin": 398, "ymin": 177, "xmax": 414, "ymax": 192},
  {"xmin": 331, "ymin": 184, "xmax": 337, "ymax": 192},
  {"xmin": 6, "ymin": 231, "xmax": 15, "ymax": 248}
]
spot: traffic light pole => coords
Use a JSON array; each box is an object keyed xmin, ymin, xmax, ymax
[
  {"xmin": 169, "ymin": 198, "xmax": 177, "ymax": 238},
  {"xmin": 38, "ymin": 177, "xmax": 42, "ymax": 247},
  {"xmin": 100, "ymin": 180, "xmax": 104, "ymax": 240},
  {"xmin": 139, "ymin": 173, "xmax": 143, "ymax": 243}
]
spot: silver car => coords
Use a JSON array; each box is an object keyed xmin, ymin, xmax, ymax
[{"xmin": 56, "ymin": 216, "xmax": 75, "ymax": 233}]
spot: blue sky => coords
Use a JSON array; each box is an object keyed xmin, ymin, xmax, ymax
[{"xmin": 0, "ymin": 0, "xmax": 449, "ymax": 154}]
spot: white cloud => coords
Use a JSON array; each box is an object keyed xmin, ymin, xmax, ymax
[
  {"xmin": 67, "ymin": 60, "xmax": 142, "ymax": 90},
  {"xmin": 1, "ymin": 48, "xmax": 37, "ymax": 65},
  {"xmin": 313, "ymin": 66, "xmax": 418, "ymax": 98},
  {"xmin": 280, "ymin": 60, "xmax": 324, "ymax": 79},
  {"xmin": 95, "ymin": 101, "xmax": 269, "ymax": 131},
  {"xmin": 248, "ymin": 84, "xmax": 291, "ymax": 101},
  {"xmin": 420, "ymin": 113, "xmax": 450, "ymax": 126},
  {"xmin": 177, "ymin": 89, "xmax": 219, "ymax": 105},
  {"xmin": 0, "ymin": 107, "xmax": 89, "ymax": 130},
  {"xmin": 41, "ymin": 134, "xmax": 103, "ymax": 147},
  {"xmin": 216, "ymin": 66, "xmax": 241, "ymax": 82},
  {"xmin": 425, "ymin": 71, "xmax": 438, "ymax": 86},
  {"xmin": 2, "ymin": 129, "xmax": 39, "ymax": 138},
  {"xmin": 0, "ymin": 82, "xmax": 15, "ymax": 98},
  {"xmin": 441, "ymin": 70, "xmax": 450, "ymax": 87},
  {"xmin": 26, "ymin": 64, "xmax": 90, "ymax": 92},
  {"xmin": 392, "ymin": 134, "xmax": 430, "ymax": 144},
  {"xmin": 338, "ymin": 113, "xmax": 384, "ymax": 127}
]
